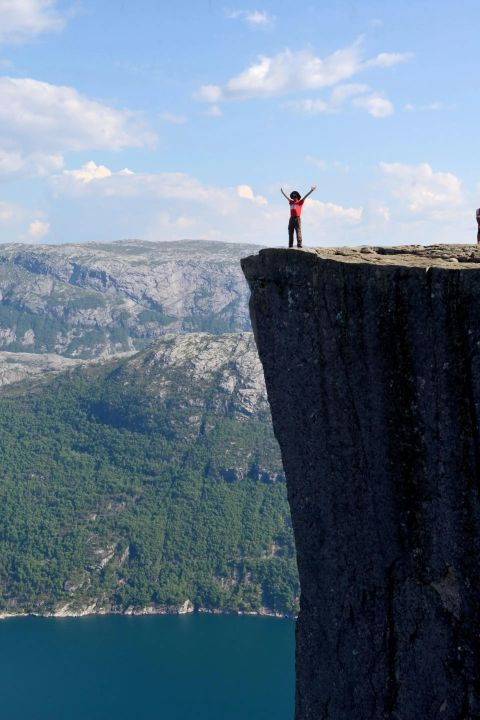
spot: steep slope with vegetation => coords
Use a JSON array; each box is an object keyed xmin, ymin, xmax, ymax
[{"xmin": 0, "ymin": 332, "xmax": 298, "ymax": 617}]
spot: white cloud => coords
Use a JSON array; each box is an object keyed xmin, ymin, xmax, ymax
[
  {"xmin": 60, "ymin": 161, "xmax": 135, "ymax": 186},
  {"xmin": 340, "ymin": 163, "xmax": 476, "ymax": 246},
  {"xmin": 237, "ymin": 184, "xmax": 267, "ymax": 205},
  {"xmin": 375, "ymin": 205, "xmax": 391, "ymax": 221},
  {"xmin": 226, "ymin": 8, "xmax": 273, "ymax": 27},
  {"xmin": 64, "ymin": 161, "xmax": 113, "ymax": 183},
  {"xmin": 55, "ymin": 164, "xmax": 268, "ymax": 210},
  {"xmin": 30, "ymin": 152, "xmax": 64, "ymax": 175},
  {"xmin": 0, "ymin": 148, "xmax": 63, "ymax": 178},
  {"xmin": 365, "ymin": 52, "xmax": 413, "ymax": 69},
  {"xmin": 47, "ymin": 161, "xmax": 477, "ymax": 247},
  {"xmin": 0, "ymin": 77, "xmax": 156, "ymax": 155},
  {"xmin": 352, "ymin": 93, "xmax": 394, "ymax": 118},
  {"xmin": 305, "ymin": 155, "xmax": 328, "ymax": 170},
  {"xmin": 193, "ymin": 84, "xmax": 222, "ymax": 103},
  {"xmin": 204, "ymin": 104, "xmax": 223, "ymax": 117},
  {"xmin": 0, "ymin": 0, "xmax": 64, "ymax": 44},
  {"xmin": 308, "ymin": 198, "xmax": 363, "ymax": 222},
  {"xmin": 330, "ymin": 83, "xmax": 369, "ymax": 104},
  {"xmin": 194, "ymin": 39, "xmax": 411, "ymax": 102},
  {"xmin": 216, "ymin": 45, "xmax": 363, "ymax": 100},
  {"xmin": 287, "ymin": 83, "xmax": 393, "ymax": 118},
  {"xmin": 0, "ymin": 77, "xmax": 155, "ymax": 180},
  {"xmin": 403, "ymin": 102, "xmax": 444, "ymax": 112},
  {"xmin": 380, "ymin": 162, "xmax": 464, "ymax": 216},
  {"xmin": 0, "ymin": 149, "xmax": 24, "ymax": 175},
  {"xmin": 245, "ymin": 10, "xmax": 270, "ymax": 26},
  {"xmin": 54, "ymin": 165, "xmax": 226, "ymax": 202},
  {"xmin": 159, "ymin": 111, "xmax": 187, "ymax": 124},
  {"xmin": 0, "ymin": 200, "xmax": 15, "ymax": 223},
  {"xmin": 298, "ymin": 83, "xmax": 369, "ymax": 113},
  {"xmin": 27, "ymin": 219, "xmax": 49, "ymax": 239},
  {"xmin": 0, "ymin": 199, "xmax": 50, "ymax": 242},
  {"xmin": 51, "ymin": 162, "xmax": 363, "ymax": 245},
  {"xmin": 287, "ymin": 98, "xmax": 330, "ymax": 114}
]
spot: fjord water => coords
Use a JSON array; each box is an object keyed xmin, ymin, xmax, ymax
[{"xmin": 0, "ymin": 614, "xmax": 294, "ymax": 720}]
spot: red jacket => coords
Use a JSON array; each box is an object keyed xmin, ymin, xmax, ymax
[{"xmin": 289, "ymin": 199, "xmax": 304, "ymax": 217}]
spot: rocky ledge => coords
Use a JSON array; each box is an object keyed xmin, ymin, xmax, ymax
[{"xmin": 242, "ymin": 245, "xmax": 480, "ymax": 720}]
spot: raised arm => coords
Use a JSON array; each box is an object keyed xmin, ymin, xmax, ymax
[
  {"xmin": 280, "ymin": 188, "xmax": 291, "ymax": 201},
  {"xmin": 301, "ymin": 185, "xmax": 317, "ymax": 202}
]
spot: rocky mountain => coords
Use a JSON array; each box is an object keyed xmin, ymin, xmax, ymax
[
  {"xmin": 0, "ymin": 351, "xmax": 86, "ymax": 386},
  {"xmin": 0, "ymin": 239, "xmax": 260, "ymax": 358},
  {"xmin": 0, "ymin": 332, "xmax": 298, "ymax": 618}
]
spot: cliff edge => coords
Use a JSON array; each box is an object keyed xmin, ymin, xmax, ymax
[{"xmin": 241, "ymin": 245, "xmax": 480, "ymax": 720}]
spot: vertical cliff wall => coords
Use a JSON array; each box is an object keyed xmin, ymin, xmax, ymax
[{"xmin": 241, "ymin": 246, "xmax": 480, "ymax": 720}]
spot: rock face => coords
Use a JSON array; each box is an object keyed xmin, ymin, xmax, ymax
[
  {"xmin": 122, "ymin": 331, "xmax": 270, "ymax": 419},
  {"xmin": 0, "ymin": 239, "xmax": 259, "ymax": 357},
  {"xmin": 0, "ymin": 351, "xmax": 86, "ymax": 386},
  {"xmin": 242, "ymin": 245, "xmax": 480, "ymax": 720}
]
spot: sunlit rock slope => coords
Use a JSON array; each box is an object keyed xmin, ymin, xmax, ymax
[{"xmin": 0, "ymin": 239, "xmax": 259, "ymax": 357}]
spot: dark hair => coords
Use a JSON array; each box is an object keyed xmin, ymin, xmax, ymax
[{"xmin": 290, "ymin": 191, "xmax": 301, "ymax": 200}]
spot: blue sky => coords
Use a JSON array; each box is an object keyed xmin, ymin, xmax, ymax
[{"xmin": 0, "ymin": 0, "xmax": 478, "ymax": 246}]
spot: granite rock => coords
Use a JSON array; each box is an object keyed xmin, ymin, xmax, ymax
[
  {"xmin": 0, "ymin": 239, "xmax": 259, "ymax": 357},
  {"xmin": 242, "ymin": 245, "xmax": 480, "ymax": 720}
]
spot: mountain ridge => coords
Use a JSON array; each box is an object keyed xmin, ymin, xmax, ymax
[{"xmin": 0, "ymin": 239, "xmax": 262, "ymax": 358}]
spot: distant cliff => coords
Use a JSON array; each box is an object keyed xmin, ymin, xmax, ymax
[
  {"xmin": 0, "ymin": 239, "xmax": 259, "ymax": 357},
  {"xmin": 242, "ymin": 246, "xmax": 480, "ymax": 720}
]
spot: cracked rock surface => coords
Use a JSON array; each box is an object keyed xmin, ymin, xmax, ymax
[{"xmin": 242, "ymin": 245, "xmax": 480, "ymax": 720}]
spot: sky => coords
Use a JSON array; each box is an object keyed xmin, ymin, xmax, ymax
[{"xmin": 0, "ymin": 0, "xmax": 478, "ymax": 247}]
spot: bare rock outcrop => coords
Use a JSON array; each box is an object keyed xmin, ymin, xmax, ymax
[
  {"xmin": 0, "ymin": 351, "xmax": 84, "ymax": 386},
  {"xmin": 242, "ymin": 245, "xmax": 480, "ymax": 720},
  {"xmin": 0, "ymin": 239, "xmax": 259, "ymax": 357}
]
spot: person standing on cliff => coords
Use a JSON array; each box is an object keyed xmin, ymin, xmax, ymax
[
  {"xmin": 281, "ymin": 186, "xmax": 317, "ymax": 248},
  {"xmin": 476, "ymin": 208, "xmax": 480, "ymax": 243}
]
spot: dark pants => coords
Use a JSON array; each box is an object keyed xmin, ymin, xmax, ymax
[
  {"xmin": 288, "ymin": 216, "xmax": 302, "ymax": 247},
  {"xmin": 477, "ymin": 226, "xmax": 480, "ymax": 244}
]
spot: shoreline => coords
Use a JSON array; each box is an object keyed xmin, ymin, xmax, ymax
[{"xmin": 0, "ymin": 602, "xmax": 295, "ymax": 622}]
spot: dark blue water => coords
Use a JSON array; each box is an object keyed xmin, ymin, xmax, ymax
[{"xmin": 0, "ymin": 614, "xmax": 295, "ymax": 720}]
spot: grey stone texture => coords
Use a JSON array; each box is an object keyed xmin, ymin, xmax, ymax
[
  {"xmin": 242, "ymin": 245, "xmax": 480, "ymax": 720},
  {"xmin": 0, "ymin": 239, "xmax": 259, "ymax": 357}
]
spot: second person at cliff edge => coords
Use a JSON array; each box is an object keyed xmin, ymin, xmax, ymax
[{"xmin": 281, "ymin": 185, "xmax": 317, "ymax": 248}]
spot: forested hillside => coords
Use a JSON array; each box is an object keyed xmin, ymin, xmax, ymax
[{"xmin": 0, "ymin": 333, "xmax": 298, "ymax": 617}]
